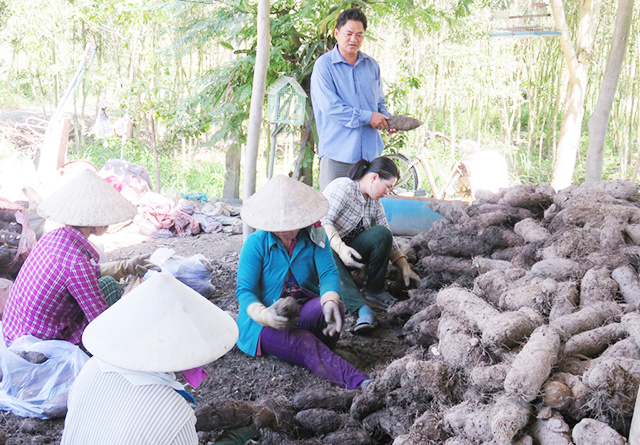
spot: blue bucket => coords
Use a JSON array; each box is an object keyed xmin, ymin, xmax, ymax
[{"xmin": 381, "ymin": 196, "xmax": 442, "ymax": 236}]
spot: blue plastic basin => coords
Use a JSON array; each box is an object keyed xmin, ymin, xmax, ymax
[{"xmin": 380, "ymin": 196, "xmax": 442, "ymax": 236}]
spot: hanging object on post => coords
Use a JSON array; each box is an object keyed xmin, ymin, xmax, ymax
[
  {"xmin": 265, "ymin": 76, "xmax": 308, "ymax": 179},
  {"xmin": 266, "ymin": 76, "xmax": 307, "ymax": 126},
  {"xmin": 491, "ymin": 0, "xmax": 561, "ymax": 37}
]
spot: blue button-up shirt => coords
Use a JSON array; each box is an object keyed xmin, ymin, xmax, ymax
[{"xmin": 310, "ymin": 45, "xmax": 389, "ymax": 164}]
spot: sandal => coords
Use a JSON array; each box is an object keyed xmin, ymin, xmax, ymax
[
  {"xmin": 364, "ymin": 291, "xmax": 398, "ymax": 308},
  {"xmin": 354, "ymin": 313, "xmax": 376, "ymax": 334}
]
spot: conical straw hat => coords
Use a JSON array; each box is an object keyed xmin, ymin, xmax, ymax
[
  {"xmin": 82, "ymin": 273, "xmax": 238, "ymax": 372},
  {"xmin": 241, "ymin": 175, "xmax": 328, "ymax": 232},
  {"xmin": 37, "ymin": 169, "xmax": 137, "ymax": 226}
]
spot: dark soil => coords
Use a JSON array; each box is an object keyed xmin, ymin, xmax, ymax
[{"xmin": 0, "ymin": 226, "xmax": 410, "ymax": 444}]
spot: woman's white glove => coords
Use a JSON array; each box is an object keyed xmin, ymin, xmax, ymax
[
  {"xmin": 99, "ymin": 254, "xmax": 160, "ymax": 280},
  {"xmin": 394, "ymin": 256, "xmax": 422, "ymax": 287},
  {"xmin": 337, "ymin": 246, "xmax": 364, "ymax": 269},
  {"xmin": 246, "ymin": 302, "xmax": 290, "ymax": 330},
  {"xmin": 320, "ymin": 291, "xmax": 342, "ymax": 337},
  {"xmin": 324, "ymin": 224, "xmax": 364, "ymax": 269}
]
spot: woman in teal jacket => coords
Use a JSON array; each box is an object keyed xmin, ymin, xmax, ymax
[{"xmin": 236, "ymin": 175, "xmax": 369, "ymax": 390}]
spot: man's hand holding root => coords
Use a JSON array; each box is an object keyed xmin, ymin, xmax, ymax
[{"xmin": 370, "ymin": 112, "xmax": 389, "ymax": 130}]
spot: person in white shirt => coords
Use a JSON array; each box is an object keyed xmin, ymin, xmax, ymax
[{"xmin": 61, "ymin": 272, "xmax": 239, "ymax": 445}]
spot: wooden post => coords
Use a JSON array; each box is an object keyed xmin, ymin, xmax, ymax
[
  {"xmin": 242, "ymin": 0, "xmax": 270, "ymax": 238},
  {"xmin": 37, "ymin": 44, "xmax": 97, "ymax": 187},
  {"xmin": 585, "ymin": 0, "xmax": 634, "ymax": 183},
  {"xmin": 57, "ymin": 118, "xmax": 71, "ymax": 169},
  {"xmin": 223, "ymin": 139, "xmax": 241, "ymax": 199},
  {"xmin": 37, "ymin": 117, "xmax": 71, "ymax": 186}
]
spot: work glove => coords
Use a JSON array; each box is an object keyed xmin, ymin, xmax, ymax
[
  {"xmin": 394, "ymin": 256, "xmax": 422, "ymax": 288},
  {"xmin": 337, "ymin": 245, "xmax": 364, "ymax": 269},
  {"xmin": 246, "ymin": 302, "xmax": 290, "ymax": 330},
  {"xmin": 99, "ymin": 254, "xmax": 160, "ymax": 280},
  {"xmin": 324, "ymin": 224, "xmax": 364, "ymax": 269},
  {"xmin": 320, "ymin": 291, "xmax": 343, "ymax": 337}
]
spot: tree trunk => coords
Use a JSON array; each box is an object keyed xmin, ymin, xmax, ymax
[
  {"xmin": 293, "ymin": 111, "xmax": 315, "ymax": 186},
  {"xmin": 4, "ymin": 45, "xmax": 15, "ymax": 106},
  {"xmin": 81, "ymin": 29, "xmax": 88, "ymax": 146},
  {"xmin": 35, "ymin": 70, "xmax": 48, "ymax": 119},
  {"xmin": 551, "ymin": 57, "xmax": 564, "ymax": 161},
  {"xmin": 223, "ymin": 141, "xmax": 241, "ymax": 199},
  {"xmin": 633, "ymin": 96, "xmax": 640, "ymax": 182},
  {"xmin": 585, "ymin": 0, "xmax": 634, "ymax": 183},
  {"xmin": 150, "ymin": 114, "xmax": 161, "ymax": 193},
  {"xmin": 553, "ymin": 72, "xmax": 589, "ymax": 189},
  {"xmin": 527, "ymin": 78, "xmax": 535, "ymax": 157},
  {"xmin": 242, "ymin": 0, "xmax": 270, "ymax": 238},
  {"xmin": 550, "ymin": 0, "xmax": 603, "ymax": 191},
  {"xmin": 628, "ymin": 93, "xmax": 638, "ymax": 174},
  {"xmin": 51, "ymin": 41, "xmax": 59, "ymax": 105}
]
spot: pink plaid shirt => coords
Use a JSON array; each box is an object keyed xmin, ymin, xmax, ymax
[{"xmin": 2, "ymin": 226, "xmax": 107, "ymax": 346}]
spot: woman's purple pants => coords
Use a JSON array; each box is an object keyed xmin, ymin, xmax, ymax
[{"xmin": 260, "ymin": 297, "xmax": 368, "ymax": 390}]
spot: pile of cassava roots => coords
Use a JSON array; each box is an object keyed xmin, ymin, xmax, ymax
[{"xmin": 355, "ymin": 180, "xmax": 640, "ymax": 444}]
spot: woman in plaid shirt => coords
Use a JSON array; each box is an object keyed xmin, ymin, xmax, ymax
[
  {"xmin": 322, "ymin": 157, "xmax": 421, "ymax": 333},
  {"xmin": 2, "ymin": 170, "xmax": 157, "ymax": 347}
]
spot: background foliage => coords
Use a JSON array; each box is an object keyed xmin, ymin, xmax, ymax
[{"xmin": 0, "ymin": 0, "xmax": 638, "ymax": 197}]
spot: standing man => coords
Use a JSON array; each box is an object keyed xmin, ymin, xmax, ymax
[{"xmin": 311, "ymin": 8, "xmax": 390, "ymax": 190}]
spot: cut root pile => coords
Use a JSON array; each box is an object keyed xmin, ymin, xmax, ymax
[
  {"xmin": 287, "ymin": 181, "xmax": 640, "ymax": 444},
  {"xmin": 382, "ymin": 181, "xmax": 640, "ymax": 444}
]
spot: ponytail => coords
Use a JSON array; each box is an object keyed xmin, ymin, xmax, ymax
[
  {"xmin": 348, "ymin": 156, "xmax": 399, "ymax": 181},
  {"xmin": 348, "ymin": 159, "xmax": 371, "ymax": 180}
]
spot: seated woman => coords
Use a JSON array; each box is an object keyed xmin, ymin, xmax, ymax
[
  {"xmin": 322, "ymin": 156, "xmax": 421, "ymax": 333},
  {"xmin": 2, "ymin": 170, "xmax": 157, "ymax": 346},
  {"xmin": 61, "ymin": 272, "xmax": 239, "ymax": 444},
  {"xmin": 236, "ymin": 175, "xmax": 369, "ymax": 390}
]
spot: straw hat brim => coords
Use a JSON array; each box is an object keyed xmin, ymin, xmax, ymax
[
  {"xmin": 241, "ymin": 175, "xmax": 328, "ymax": 232},
  {"xmin": 82, "ymin": 273, "xmax": 239, "ymax": 373},
  {"xmin": 36, "ymin": 170, "xmax": 137, "ymax": 226}
]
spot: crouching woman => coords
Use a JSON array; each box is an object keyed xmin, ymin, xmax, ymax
[
  {"xmin": 321, "ymin": 157, "xmax": 422, "ymax": 333},
  {"xmin": 2, "ymin": 170, "xmax": 157, "ymax": 347},
  {"xmin": 236, "ymin": 175, "xmax": 369, "ymax": 390}
]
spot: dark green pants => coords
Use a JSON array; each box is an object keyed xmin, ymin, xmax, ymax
[
  {"xmin": 99, "ymin": 276, "xmax": 122, "ymax": 306},
  {"xmin": 333, "ymin": 225, "xmax": 393, "ymax": 313}
]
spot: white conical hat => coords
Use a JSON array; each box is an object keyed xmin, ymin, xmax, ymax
[
  {"xmin": 82, "ymin": 273, "xmax": 238, "ymax": 372},
  {"xmin": 241, "ymin": 175, "xmax": 328, "ymax": 232},
  {"xmin": 36, "ymin": 169, "xmax": 137, "ymax": 226}
]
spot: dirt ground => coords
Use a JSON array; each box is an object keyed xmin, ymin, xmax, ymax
[{"xmin": 0, "ymin": 224, "xmax": 412, "ymax": 444}]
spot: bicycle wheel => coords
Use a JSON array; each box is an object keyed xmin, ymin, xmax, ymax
[{"xmin": 386, "ymin": 153, "xmax": 420, "ymax": 193}]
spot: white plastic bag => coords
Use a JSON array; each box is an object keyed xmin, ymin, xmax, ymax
[
  {"xmin": 146, "ymin": 247, "xmax": 216, "ymax": 297},
  {"xmin": 0, "ymin": 329, "xmax": 89, "ymax": 419}
]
